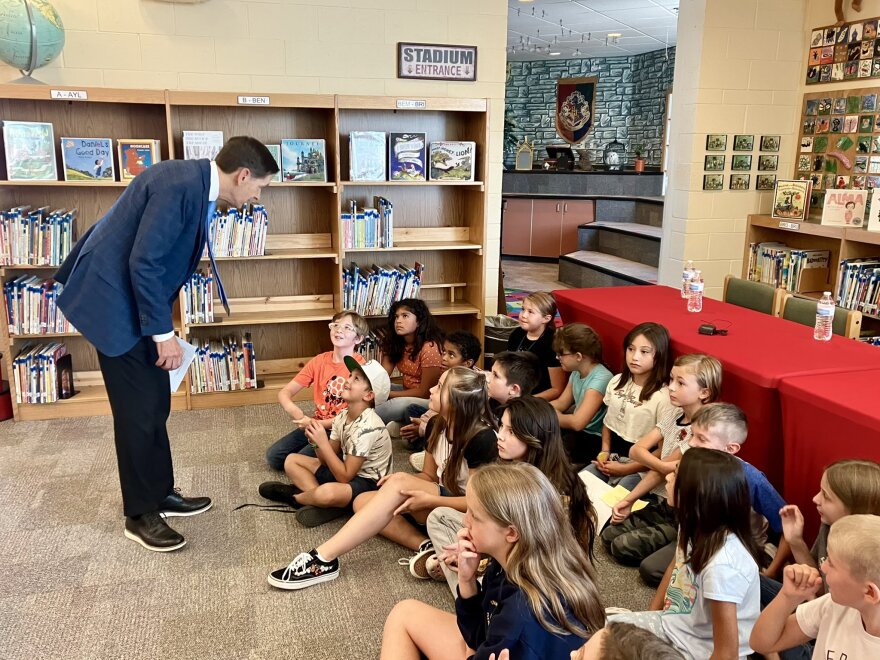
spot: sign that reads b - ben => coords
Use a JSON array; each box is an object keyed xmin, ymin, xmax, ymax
[{"xmin": 398, "ymin": 43, "xmax": 477, "ymax": 82}]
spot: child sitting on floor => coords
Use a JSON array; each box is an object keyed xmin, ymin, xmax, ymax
[
  {"xmin": 264, "ymin": 310, "xmax": 368, "ymax": 470},
  {"xmin": 258, "ymin": 358, "xmax": 392, "ymax": 528},
  {"xmin": 751, "ymin": 514, "xmax": 880, "ymax": 659},
  {"xmin": 507, "ymin": 291, "xmax": 567, "ymax": 400}
]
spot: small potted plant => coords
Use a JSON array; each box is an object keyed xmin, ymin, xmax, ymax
[{"xmin": 633, "ymin": 144, "xmax": 646, "ymax": 172}]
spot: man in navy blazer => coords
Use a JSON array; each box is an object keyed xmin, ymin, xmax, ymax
[{"xmin": 55, "ymin": 137, "xmax": 278, "ymax": 552}]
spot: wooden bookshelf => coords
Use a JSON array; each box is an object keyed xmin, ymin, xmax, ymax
[
  {"xmin": 744, "ymin": 214, "xmax": 880, "ymax": 335},
  {"xmin": 1, "ymin": 86, "xmax": 488, "ymax": 421}
]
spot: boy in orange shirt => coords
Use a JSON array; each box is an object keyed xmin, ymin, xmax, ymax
[{"xmin": 264, "ymin": 310, "xmax": 369, "ymax": 470}]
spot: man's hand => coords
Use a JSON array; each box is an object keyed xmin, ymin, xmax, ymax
[
  {"xmin": 611, "ymin": 500, "xmax": 633, "ymax": 524},
  {"xmin": 779, "ymin": 505, "xmax": 805, "ymax": 544},
  {"xmin": 155, "ymin": 336, "xmax": 183, "ymax": 371},
  {"xmin": 780, "ymin": 564, "xmax": 823, "ymax": 603}
]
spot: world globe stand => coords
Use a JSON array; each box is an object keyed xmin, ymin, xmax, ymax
[
  {"xmin": 2, "ymin": 0, "xmax": 66, "ymax": 85},
  {"xmin": 11, "ymin": 0, "xmax": 45, "ymax": 84}
]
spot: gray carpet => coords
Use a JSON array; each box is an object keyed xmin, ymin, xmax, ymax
[{"xmin": 0, "ymin": 403, "xmax": 653, "ymax": 659}]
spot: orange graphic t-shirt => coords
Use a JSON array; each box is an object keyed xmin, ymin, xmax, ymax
[{"xmin": 293, "ymin": 351, "xmax": 366, "ymax": 420}]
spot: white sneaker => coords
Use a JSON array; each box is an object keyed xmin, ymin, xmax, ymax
[
  {"xmin": 386, "ymin": 421, "xmax": 401, "ymax": 439},
  {"xmin": 409, "ymin": 451, "xmax": 425, "ymax": 472}
]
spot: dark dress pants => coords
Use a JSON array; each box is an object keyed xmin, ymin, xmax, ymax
[{"xmin": 97, "ymin": 337, "xmax": 173, "ymax": 518}]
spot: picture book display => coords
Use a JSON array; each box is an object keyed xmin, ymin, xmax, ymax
[
  {"xmin": 821, "ymin": 189, "xmax": 867, "ymax": 226},
  {"xmin": 389, "ymin": 133, "xmax": 426, "ymax": 181},
  {"xmin": 349, "ymin": 132, "xmax": 386, "ymax": 181},
  {"xmin": 60, "ymin": 138, "xmax": 114, "ymax": 181},
  {"xmin": 182, "ymin": 130, "xmax": 224, "ymax": 160},
  {"xmin": 772, "ymin": 180, "xmax": 812, "ymax": 220},
  {"xmin": 3, "ymin": 121, "xmax": 57, "ymax": 181},
  {"xmin": 280, "ymin": 138, "xmax": 327, "ymax": 182},
  {"xmin": 429, "ymin": 141, "xmax": 475, "ymax": 181},
  {"xmin": 265, "ymin": 144, "xmax": 282, "ymax": 183},
  {"xmin": 806, "ymin": 18, "xmax": 880, "ymax": 85},
  {"xmin": 869, "ymin": 189, "xmax": 880, "ymax": 231},
  {"xmin": 118, "ymin": 139, "xmax": 160, "ymax": 181}
]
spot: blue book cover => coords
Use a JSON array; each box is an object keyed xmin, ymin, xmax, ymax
[
  {"xmin": 61, "ymin": 138, "xmax": 114, "ymax": 181},
  {"xmin": 280, "ymin": 139, "xmax": 326, "ymax": 182},
  {"xmin": 389, "ymin": 132, "xmax": 426, "ymax": 181}
]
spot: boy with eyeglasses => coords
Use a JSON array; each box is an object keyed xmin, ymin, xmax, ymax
[{"xmin": 263, "ymin": 310, "xmax": 370, "ymax": 471}]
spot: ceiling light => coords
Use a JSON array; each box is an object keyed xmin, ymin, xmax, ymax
[
  {"xmin": 607, "ymin": 33, "xmax": 622, "ymax": 38},
  {"xmin": 550, "ymin": 51, "xmax": 561, "ymax": 56},
  {"xmin": 518, "ymin": 0, "xmax": 534, "ymax": 3}
]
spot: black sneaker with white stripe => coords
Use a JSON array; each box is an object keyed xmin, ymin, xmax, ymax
[{"xmin": 268, "ymin": 550, "xmax": 339, "ymax": 590}]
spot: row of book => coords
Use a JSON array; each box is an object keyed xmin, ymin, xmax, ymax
[
  {"xmin": 342, "ymin": 197, "xmax": 393, "ymax": 249},
  {"xmin": 188, "ymin": 334, "xmax": 258, "ymax": 394},
  {"xmin": 0, "ymin": 206, "xmax": 77, "ymax": 266},
  {"xmin": 350, "ymin": 133, "xmax": 475, "ymax": 182},
  {"xmin": 206, "ymin": 204, "xmax": 269, "ymax": 257},
  {"xmin": 834, "ymin": 257, "xmax": 880, "ymax": 314},
  {"xmin": 355, "ymin": 331, "xmax": 384, "ymax": 363},
  {"xmin": 342, "ymin": 262, "xmax": 423, "ymax": 316},
  {"xmin": 183, "ymin": 270, "xmax": 215, "ymax": 325},
  {"xmin": 746, "ymin": 242, "xmax": 831, "ymax": 293},
  {"xmin": 3, "ymin": 276, "xmax": 75, "ymax": 335},
  {"xmin": 12, "ymin": 342, "xmax": 75, "ymax": 404}
]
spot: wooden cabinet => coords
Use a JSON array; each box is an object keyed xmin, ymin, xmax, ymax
[{"xmin": 502, "ymin": 196, "xmax": 594, "ymax": 258}]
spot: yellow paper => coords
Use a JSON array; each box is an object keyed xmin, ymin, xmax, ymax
[{"xmin": 600, "ymin": 484, "xmax": 649, "ymax": 512}]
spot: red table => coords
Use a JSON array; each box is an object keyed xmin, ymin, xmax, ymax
[
  {"xmin": 779, "ymin": 369, "xmax": 880, "ymax": 541},
  {"xmin": 554, "ymin": 286, "xmax": 880, "ymax": 488}
]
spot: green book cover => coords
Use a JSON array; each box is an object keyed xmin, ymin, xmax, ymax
[{"xmin": 3, "ymin": 121, "xmax": 57, "ymax": 181}]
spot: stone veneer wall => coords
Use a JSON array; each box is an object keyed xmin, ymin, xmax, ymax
[{"xmin": 506, "ymin": 48, "xmax": 675, "ymax": 167}]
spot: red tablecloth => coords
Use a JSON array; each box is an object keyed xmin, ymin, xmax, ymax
[
  {"xmin": 779, "ymin": 369, "xmax": 880, "ymax": 541},
  {"xmin": 554, "ymin": 286, "xmax": 880, "ymax": 487}
]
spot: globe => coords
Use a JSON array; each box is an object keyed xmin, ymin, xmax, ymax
[{"xmin": 0, "ymin": 0, "xmax": 65, "ymax": 73}]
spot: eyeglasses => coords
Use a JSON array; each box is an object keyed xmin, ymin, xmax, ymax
[
  {"xmin": 555, "ymin": 352, "xmax": 575, "ymax": 359},
  {"xmin": 328, "ymin": 322, "xmax": 357, "ymax": 334}
]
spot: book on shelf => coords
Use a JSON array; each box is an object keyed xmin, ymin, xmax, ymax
[
  {"xmin": 12, "ymin": 341, "xmax": 75, "ymax": 404},
  {"xmin": 280, "ymin": 139, "xmax": 327, "ymax": 182},
  {"xmin": 183, "ymin": 270, "xmax": 215, "ymax": 325},
  {"xmin": 746, "ymin": 242, "xmax": 831, "ymax": 293},
  {"xmin": 389, "ymin": 132, "xmax": 427, "ymax": 181},
  {"xmin": 821, "ymin": 190, "xmax": 867, "ymax": 227},
  {"xmin": 429, "ymin": 141, "xmax": 475, "ymax": 182},
  {"xmin": 182, "ymin": 130, "xmax": 224, "ymax": 160},
  {"xmin": 0, "ymin": 206, "xmax": 77, "ymax": 266},
  {"xmin": 342, "ymin": 197, "xmax": 393, "ymax": 249},
  {"xmin": 205, "ymin": 203, "xmax": 269, "ymax": 257},
  {"xmin": 342, "ymin": 261, "xmax": 423, "ymax": 316},
  {"xmin": 349, "ymin": 131, "xmax": 386, "ymax": 181},
  {"xmin": 771, "ymin": 180, "xmax": 811, "ymax": 220},
  {"xmin": 265, "ymin": 144, "xmax": 282, "ymax": 183},
  {"xmin": 4, "ymin": 275, "xmax": 75, "ymax": 335},
  {"xmin": 355, "ymin": 329, "xmax": 384, "ymax": 363},
  {"xmin": 3, "ymin": 120, "xmax": 57, "ymax": 181},
  {"xmin": 834, "ymin": 257, "xmax": 880, "ymax": 315},
  {"xmin": 118, "ymin": 139, "xmax": 160, "ymax": 181},
  {"xmin": 868, "ymin": 190, "xmax": 880, "ymax": 232},
  {"xmin": 188, "ymin": 334, "xmax": 258, "ymax": 394},
  {"xmin": 60, "ymin": 138, "xmax": 114, "ymax": 182}
]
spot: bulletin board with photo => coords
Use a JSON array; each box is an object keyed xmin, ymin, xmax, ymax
[
  {"xmin": 796, "ymin": 86, "xmax": 880, "ymax": 215},
  {"xmin": 806, "ymin": 18, "xmax": 880, "ymax": 85}
]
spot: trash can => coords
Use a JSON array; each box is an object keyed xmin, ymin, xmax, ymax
[{"xmin": 483, "ymin": 315, "xmax": 520, "ymax": 369}]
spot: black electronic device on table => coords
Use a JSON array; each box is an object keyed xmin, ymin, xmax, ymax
[{"xmin": 546, "ymin": 145, "xmax": 574, "ymax": 170}]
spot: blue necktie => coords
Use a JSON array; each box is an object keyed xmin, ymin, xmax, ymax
[{"xmin": 204, "ymin": 200, "xmax": 231, "ymax": 316}]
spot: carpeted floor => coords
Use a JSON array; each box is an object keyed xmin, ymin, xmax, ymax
[{"xmin": 0, "ymin": 402, "xmax": 653, "ymax": 659}]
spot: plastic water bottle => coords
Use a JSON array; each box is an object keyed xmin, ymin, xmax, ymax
[
  {"xmin": 681, "ymin": 260, "xmax": 695, "ymax": 298},
  {"xmin": 814, "ymin": 291, "xmax": 834, "ymax": 341},
  {"xmin": 687, "ymin": 270, "xmax": 704, "ymax": 313}
]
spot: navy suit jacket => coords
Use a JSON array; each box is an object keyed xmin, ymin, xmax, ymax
[{"xmin": 55, "ymin": 160, "xmax": 211, "ymax": 357}]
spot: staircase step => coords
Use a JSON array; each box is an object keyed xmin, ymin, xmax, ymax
[
  {"xmin": 559, "ymin": 250, "xmax": 658, "ymax": 288},
  {"xmin": 580, "ymin": 221, "xmax": 662, "ymax": 241}
]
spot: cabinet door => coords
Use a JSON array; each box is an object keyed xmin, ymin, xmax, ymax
[
  {"xmin": 501, "ymin": 198, "xmax": 533, "ymax": 256},
  {"xmin": 530, "ymin": 200, "xmax": 564, "ymax": 258},
  {"xmin": 560, "ymin": 200, "xmax": 595, "ymax": 255}
]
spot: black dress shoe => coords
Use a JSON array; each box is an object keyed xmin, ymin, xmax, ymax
[
  {"xmin": 258, "ymin": 481, "xmax": 300, "ymax": 507},
  {"xmin": 124, "ymin": 512, "xmax": 186, "ymax": 552},
  {"xmin": 157, "ymin": 488, "xmax": 212, "ymax": 517}
]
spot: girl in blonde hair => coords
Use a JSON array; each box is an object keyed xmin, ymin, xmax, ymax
[{"xmin": 382, "ymin": 462, "xmax": 605, "ymax": 659}]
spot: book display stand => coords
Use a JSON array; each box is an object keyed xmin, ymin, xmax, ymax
[{"xmin": 0, "ymin": 86, "xmax": 488, "ymax": 421}]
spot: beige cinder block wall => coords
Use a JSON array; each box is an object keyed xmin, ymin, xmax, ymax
[{"xmin": 0, "ymin": 0, "xmax": 508, "ymax": 314}]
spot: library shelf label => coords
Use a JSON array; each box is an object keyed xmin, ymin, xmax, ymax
[
  {"xmin": 237, "ymin": 96, "xmax": 270, "ymax": 106},
  {"xmin": 51, "ymin": 90, "xmax": 88, "ymax": 100},
  {"xmin": 779, "ymin": 221, "xmax": 800, "ymax": 231},
  {"xmin": 396, "ymin": 99, "xmax": 427, "ymax": 110}
]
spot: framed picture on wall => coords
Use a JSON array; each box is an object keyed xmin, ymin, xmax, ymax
[
  {"xmin": 756, "ymin": 174, "xmax": 776, "ymax": 190},
  {"xmin": 731, "ymin": 155, "xmax": 752, "ymax": 171},
  {"xmin": 704, "ymin": 154, "xmax": 725, "ymax": 171},
  {"xmin": 730, "ymin": 173, "xmax": 751, "ymax": 190},
  {"xmin": 706, "ymin": 134, "xmax": 727, "ymax": 151},
  {"xmin": 758, "ymin": 155, "xmax": 778, "ymax": 171},
  {"xmin": 703, "ymin": 174, "xmax": 723, "ymax": 190},
  {"xmin": 733, "ymin": 134, "xmax": 755, "ymax": 151},
  {"xmin": 760, "ymin": 135, "xmax": 780, "ymax": 151}
]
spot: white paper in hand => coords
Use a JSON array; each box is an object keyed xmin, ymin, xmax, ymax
[{"xmin": 169, "ymin": 337, "xmax": 197, "ymax": 393}]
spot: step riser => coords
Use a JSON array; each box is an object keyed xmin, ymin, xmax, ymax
[
  {"xmin": 578, "ymin": 229, "xmax": 660, "ymax": 266},
  {"xmin": 558, "ymin": 259, "xmax": 648, "ymax": 289},
  {"xmin": 595, "ymin": 199, "xmax": 663, "ymax": 227}
]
